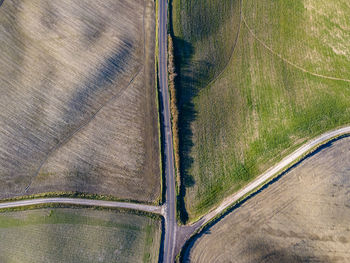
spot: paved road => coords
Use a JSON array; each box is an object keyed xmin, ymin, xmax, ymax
[
  {"xmin": 0, "ymin": 198, "xmax": 164, "ymax": 214},
  {"xmin": 158, "ymin": 0, "xmax": 177, "ymax": 262}
]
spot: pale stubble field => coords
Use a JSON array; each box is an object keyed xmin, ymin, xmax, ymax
[{"xmin": 0, "ymin": 0, "xmax": 160, "ymax": 202}]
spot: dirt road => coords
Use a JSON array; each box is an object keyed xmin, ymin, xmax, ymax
[{"xmin": 0, "ymin": 198, "xmax": 164, "ymax": 214}]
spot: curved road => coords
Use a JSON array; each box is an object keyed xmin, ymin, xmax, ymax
[{"xmin": 0, "ymin": 197, "xmax": 164, "ymax": 214}]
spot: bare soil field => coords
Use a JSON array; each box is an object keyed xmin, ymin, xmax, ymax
[
  {"xmin": 0, "ymin": 0, "xmax": 160, "ymax": 202},
  {"xmin": 0, "ymin": 207, "xmax": 161, "ymax": 262},
  {"xmin": 185, "ymin": 136, "xmax": 350, "ymax": 262}
]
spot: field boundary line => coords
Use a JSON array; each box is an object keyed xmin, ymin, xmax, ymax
[
  {"xmin": 0, "ymin": 197, "xmax": 165, "ymax": 215},
  {"xmin": 23, "ymin": 68, "xmax": 143, "ymax": 194},
  {"xmin": 242, "ymin": 15, "xmax": 350, "ymax": 83}
]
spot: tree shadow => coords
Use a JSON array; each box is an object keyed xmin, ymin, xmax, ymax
[
  {"xmin": 173, "ymin": 36, "xmax": 196, "ymax": 224},
  {"xmin": 172, "ymin": 41, "xmax": 213, "ymax": 223},
  {"xmin": 158, "ymin": 216, "xmax": 166, "ymax": 263},
  {"xmin": 65, "ymin": 39, "xmax": 133, "ymax": 122},
  {"xmin": 168, "ymin": 0, "xmax": 243, "ymax": 224},
  {"xmin": 169, "ymin": 0, "xmax": 215, "ymax": 224},
  {"xmin": 156, "ymin": 65, "xmax": 166, "ymax": 205}
]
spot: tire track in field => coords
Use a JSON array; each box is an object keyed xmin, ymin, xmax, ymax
[
  {"xmin": 241, "ymin": 14, "xmax": 350, "ymax": 83},
  {"xmin": 204, "ymin": 0, "xmax": 243, "ymax": 89},
  {"xmin": 23, "ymin": 67, "xmax": 143, "ymax": 194}
]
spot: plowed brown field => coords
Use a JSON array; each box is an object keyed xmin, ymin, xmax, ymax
[{"xmin": 0, "ymin": 0, "xmax": 159, "ymax": 202}]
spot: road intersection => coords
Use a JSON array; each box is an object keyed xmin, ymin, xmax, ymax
[{"xmin": 1, "ymin": 0, "xmax": 349, "ymax": 261}]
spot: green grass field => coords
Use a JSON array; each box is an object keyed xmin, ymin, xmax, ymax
[
  {"xmin": 172, "ymin": 0, "xmax": 350, "ymax": 222},
  {"xmin": 0, "ymin": 208, "xmax": 161, "ymax": 263}
]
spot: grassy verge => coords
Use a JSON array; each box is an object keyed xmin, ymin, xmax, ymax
[{"xmin": 154, "ymin": 0, "xmax": 164, "ymax": 205}]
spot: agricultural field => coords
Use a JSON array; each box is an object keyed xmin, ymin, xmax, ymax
[
  {"xmin": 172, "ymin": 0, "xmax": 350, "ymax": 221},
  {"xmin": 0, "ymin": 0, "xmax": 160, "ymax": 202},
  {"xmin": 184, "ymin": 136, "xmax": 350, "ymax": 262},
  {"xmin": 0, "ymin": 207, "xmax": 161, "ymax": 263}
]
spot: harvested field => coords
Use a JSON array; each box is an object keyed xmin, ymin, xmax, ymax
[
  {"xmin": 184, "ymin": 136, "xmax": 350, "ymax": 262},
  {"xmin": 0, "ymin": 0, "xmax": 160, "ymax": 202},
  {"xmin": 0, "ymin": 207, "xmax": 161, "ymax": 263},
  {"xmin": 172, "ymin": 0, "xmax": 350, "ymax": 221}
]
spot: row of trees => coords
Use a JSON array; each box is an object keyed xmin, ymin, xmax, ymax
[{"xmin": 167, "ymin": 34, "xmax": 180, "ymax": 186}]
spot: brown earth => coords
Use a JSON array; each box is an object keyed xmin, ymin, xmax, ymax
[
  {"xmin": 185, "ymin": 136, "xmax": 350, "ymax": 262},
  {"xmin": 0, "ymin": 0, "xmax": 159, "ymax": 202}
]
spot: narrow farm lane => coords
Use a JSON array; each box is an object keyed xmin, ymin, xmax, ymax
[{"xmin": 0, "ymin": 198, "xmax": 164, "ymax": 214}]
